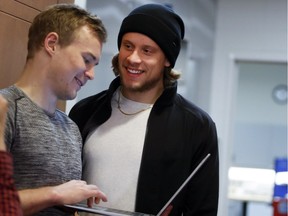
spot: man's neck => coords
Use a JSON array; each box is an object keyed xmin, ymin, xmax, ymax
[{"xmin": 14, "ymin": 81, "xmax": 57, "ymax": 115}]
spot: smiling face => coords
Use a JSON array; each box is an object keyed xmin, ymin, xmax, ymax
[
  {"xmin": 48, "ymin": 25, "xmax": 102, "ymax": 100},
  {"xmin": 118, "ymin": 32, "xmax": 170, "ymax": 102}
]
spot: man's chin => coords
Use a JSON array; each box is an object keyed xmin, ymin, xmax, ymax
[
  {"xmin": 68, "ymin": 94, "xmax": 77, "ymax": 100},
  {"xmin": 64, "ymin": 92, "xmax": 77, "ymax": 101}
]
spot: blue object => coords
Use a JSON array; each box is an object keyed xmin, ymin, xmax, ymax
[{"xmin": 273, "ymin": 158, "xmax": 288, "ymax": 198}]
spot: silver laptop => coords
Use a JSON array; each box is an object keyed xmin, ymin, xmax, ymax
[{"xmin": 64, "ymin": 153, "xmax": 211, "ymax": 216}]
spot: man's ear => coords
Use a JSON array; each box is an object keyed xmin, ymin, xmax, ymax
[
  {"xmin": 44, "ymin": 32, "xmax": 59, "ymax": 55},
  {"xmin": 164, "ymin": 58, "xmax": 171, "ymax": 68}
]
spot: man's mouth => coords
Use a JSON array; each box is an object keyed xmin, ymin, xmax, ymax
[
  {"xmin": 127, "ymin": 68, "xmax": 143, "ymax": 74},
  {"xmin": 75, "ymin": 77, "xmax": 83, "ymax": 87}
]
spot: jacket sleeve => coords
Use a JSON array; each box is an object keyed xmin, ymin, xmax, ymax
[{"xmin": 184, "ymin": 120, "xmax": 219, "ymax": 216}]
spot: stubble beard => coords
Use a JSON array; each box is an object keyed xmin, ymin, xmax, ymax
[{"xmin": 120, "ymin": 75, "xmax": 163, "ymax": 93}]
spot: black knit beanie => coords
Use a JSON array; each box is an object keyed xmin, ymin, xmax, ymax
[{"xmin": 117, "ymin": 4, "xmax": 185, "ymax": 68}]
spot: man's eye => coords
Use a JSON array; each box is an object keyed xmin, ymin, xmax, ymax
[
  {"xmin": 143, "ymin": 48, "xmax": 152, "ymax": 54},
  {"xmin": 124, "ymin": 44, "xmax": 132, "ymax": 49},
  {"xmin": 84, "ymin": 58, "xmax": 90, "ymax": 64}
]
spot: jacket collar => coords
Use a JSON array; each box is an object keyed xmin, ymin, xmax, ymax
[{"xmin": 82, "ymin": 77, "xmax": 178, "ymax": 141}]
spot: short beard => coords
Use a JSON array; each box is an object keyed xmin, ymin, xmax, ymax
[{"xmin": 120, "ymin": 73, "xmax": 163, "ymax": 93}]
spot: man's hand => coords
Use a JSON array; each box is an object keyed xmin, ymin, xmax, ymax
[
  {"xmin": 19, "ymin": 180, "xmax": 107, "ymax": 215},
  {"xmin": 160, "ymin": 205, "xmax": 173, "ymax": 216},
  {"xmin": 52, "ymin": 180, "xmax": 108, "ymax": 205}
]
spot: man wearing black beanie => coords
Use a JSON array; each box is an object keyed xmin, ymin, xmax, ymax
[{"xmin": 70, "ymin": 3, "xmax": 219, "ymax": 216}]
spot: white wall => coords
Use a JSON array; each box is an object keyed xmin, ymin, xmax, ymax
[{"xmin": 210, "ymin": 0, "xmax": 287, "ymax": 215}]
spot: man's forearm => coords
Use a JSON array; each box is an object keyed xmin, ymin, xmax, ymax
[{"xmin": 19, "ymin": 186, "xmax": 61, "ymax": 216}]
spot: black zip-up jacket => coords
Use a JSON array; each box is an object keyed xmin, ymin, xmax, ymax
[{"xmin": 69, "ymin": 77, "xmax": 219, "ymax": 216}]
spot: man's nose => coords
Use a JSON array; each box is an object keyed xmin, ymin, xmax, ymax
[
  {"xmin": 85, "ymin": 67, "xmax": 95, "ymax": 80},
  {"xmin": 127, "ymin": 50, "xmax": 141, "ymax": 63}
]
